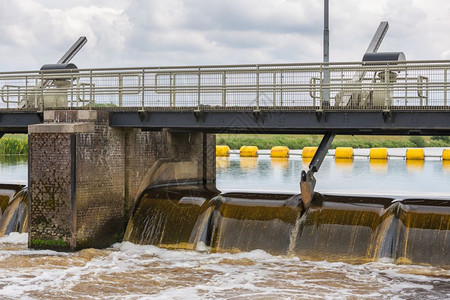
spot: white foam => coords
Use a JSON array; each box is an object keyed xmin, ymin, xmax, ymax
[
  {"xmin": 0, "ymin": 232, "xmax": 27, "ymax": 245},
  {"xmin": 0, "ymin": 241, "xmax": 447, "ymax": 299}
]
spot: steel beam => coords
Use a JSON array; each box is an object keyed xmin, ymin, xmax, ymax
[
  {"xmin": 109, "ymin": 110, "xmax": 450, "ymax": 136},
  {"xmin": 0, "ymin": 112, "xmax": 43, "ymax": 133},
  {"xmin": 57, "ymin": 37, "xmax": 88, "ymax": 64}
]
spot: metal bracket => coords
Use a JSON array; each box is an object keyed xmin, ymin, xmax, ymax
[
  {"xmin": 37, "ymin": 112, "xmax": 44, "ymax": 123},
  {"xmin": 194, "ymin": 110, "xmax": 205, "ymax": 122},
  {"xmin": 315, "ymin": 110, "xmax": 326, "ymax": 122},
  {"xmin": 137, "ymin": 111, "xmax": 150, "ymax": 122},
  {"xmin": 300, "ymin": 132, "xmax": 335, "ymax": 209},
  {"xmin": 252, "ymin": 110, "xmax": 264, "ymax": 123},
  {"xmin": 382, "ymin": 110, "xmax": 394, "ymax": 123}
]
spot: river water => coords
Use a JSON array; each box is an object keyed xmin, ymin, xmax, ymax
[{"xmin": 0, "ymin": 150, "xmax": 449, "ymax": 299}]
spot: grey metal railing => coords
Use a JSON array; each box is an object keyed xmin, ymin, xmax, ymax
[{"xmin": 0, "ymin": 60, "xmax": 449, "ymax": 111}]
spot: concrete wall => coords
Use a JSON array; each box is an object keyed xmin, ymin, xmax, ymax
[{"xmin": 28, "ymin": 110, "xmax": 215, "ymax": 250}]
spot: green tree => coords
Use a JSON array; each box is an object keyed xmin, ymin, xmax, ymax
[{"xmin": 409, "ymin": 136, "xmax": 427, "ymax": 147}]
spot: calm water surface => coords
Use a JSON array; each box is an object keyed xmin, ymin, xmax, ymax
[{"xmin": 0, "ymin": 150, "xmax": 449, "ymax": 299}]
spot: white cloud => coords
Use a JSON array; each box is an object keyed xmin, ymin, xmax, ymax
[
  {"xmin": 0, "ymin": 0, "xmax": 449, "ymax": 70},
  {"xmin": 0, "ymin": 0, "xmax": 130, "ymax": 70}
]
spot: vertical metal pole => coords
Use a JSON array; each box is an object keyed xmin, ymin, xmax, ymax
[
  {"xmin": 323, "ymin": 0, "xmax": 330, "ymax": 106},
  {"xmin": 119, "ymin": 74, "xmax": 123, "ymax": 107},
  {"xmin": 173, "ymin": 74, "xmax": 176, "ymax": 107},
  {"xmin": 222, "ymin": 71, "xmax": 226, "ymax": 107},
  {"xmin": 40, "ymin": 72, "xmax": 44, "ymax": 111},
  {"xmin": 169, "ymin": 74, "xmax": 173, "ymax": 107},
  {"xmin": 197, "ymin": 67, "xmax": 201, "ymax": 110},
  {"xmin": 25, "ymin": 76, "xmax": 28, "ymax": 109},
  {"xmin": 385, "ymin": 68, "xmax": 389, "ymax": 107},
  {"xmin": 141, "ymin": 69, "xmax": 145, "ymax": 110},
  {"xmin": 70, "ymin": 74, "xmax": 74, "ymax": 108},
  {"xmin": 445, "ymin": 68, "xmax": 448, "ymax": 106},
  {"xmin": 273, "ymin": 72, "xmax": 277, "ymax": 106},
  {"xmin": 256, "ymin": 65, "xmax": 260, "ymax": 109},
  {"xmin": 280, "ymin": 71, "xmax": 284, "ymax": 106},
  {"xmin": 89, "ymin": 70, "xmax": 93, "ymax": 108},
  {"xmin": 404, "ymin": 67, "xmax": 408, "ymax": 106}
]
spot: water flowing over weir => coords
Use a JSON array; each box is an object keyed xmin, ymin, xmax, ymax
[
  {"xmin": 0, "ymin": 184, "xmax": 28, "ymax": 236},
  {"xmin": 124, "ymin": 184, "xmax": 450, "ymax": 266}
]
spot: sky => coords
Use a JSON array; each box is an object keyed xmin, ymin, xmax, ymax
[{"xmin": 0, "ymin": 0, "xmax": 449, "ymax": 71}]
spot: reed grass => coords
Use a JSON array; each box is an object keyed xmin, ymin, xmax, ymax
[{"xmin": 0, "ymin": 134, "xmax": 28, "ymax": 155}]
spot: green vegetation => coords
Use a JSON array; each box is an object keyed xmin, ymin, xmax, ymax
[
  {"xmin": 217, "ymin": 134, "xmax": 450, "ymax": 149},
  {"xmin": 0, "ymin": 134, "xmax": 28, "ymax": 155},
  {"xmin": 31, "ymin": 239, "xmax": 69, "ymax": 249},
  {"xmin": 1, "ymin": 133, "xmax": 449, "ymax": 154}
]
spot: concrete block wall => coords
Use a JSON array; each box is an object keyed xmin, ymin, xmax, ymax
[{"xmin": 28, "ymin": 110, "xmax": 216, "ymax": 250}]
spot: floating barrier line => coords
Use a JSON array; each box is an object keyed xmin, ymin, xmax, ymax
[{"xmin": 226, "ymin": 150, "xmax": 447, "ymax": 159}]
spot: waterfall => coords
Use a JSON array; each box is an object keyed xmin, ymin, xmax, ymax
[
  {"xmin": 0, "ymin": 184, "xmax": 28, "ymax": 236},
  {"xmin": 125, "ymin": 184, "xmax": 450, "ymax": 266}
]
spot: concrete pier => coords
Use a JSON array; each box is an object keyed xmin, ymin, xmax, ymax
[{"xmin": 28, "ymin": 110, "xmax": 215, "ymax": 250}]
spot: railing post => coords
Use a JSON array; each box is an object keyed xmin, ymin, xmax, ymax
[
  {"xmin": 256, "ymin": 65, "xmax": 260, "ymax": 109},
  {"xmin": 5, "ymin": 86, "xmax": 9, "ymax": 109},
  {"xmin": 273, "ymin": 72, "xmax": 276, "ymax": 106},
  {"xmin": 384, "ymin": 67, "xmax": 389, "ymax": 109},
  {"xmin": 445, "ymin": 68, "xmax": 448, "ymax": 107},
  {"xmin": 141, "ymin": 69, "xmax": 145, "ymax": 110},
  {"xmin": 24, "ymin": 75, "xmax": 28, "ymax": 109},
  {"xmin": 197, "ymin": 67, "xmax": 201, "ymax": 110},
  {"xmin": 280, "ymin": 71, "xmax": 284, "ymax": 106},
  {"xmin": 40, "ymin": 72, "xmax": 44, "ymax": 112},
  {"xmin": 70, "ymin": 74, "xmax": 74, "ymax": 109},
  {"xmin": 222, "ymin": 71, "xmax": 226, "ymax": 107},
  {"xmin": 404, "ymin": 66, "xmax": 408, "ymax": 106},
  {"xmin": 89, "ymin": 70, "xmax": 93, "ymax": 109},
  {"xmin": 118, "ymin": 74, "xmax": 123, "ymax": 107},
  {"xmin": 172, "ymin": 74, "xmax": 176, "ymax": 108},
  {"xmin": 34, "ymin": 78, "xmax": 39, "ymax": 108},
  {"xmin": 169, "ymin": 73, "xmax": 174, "ymax": 107},
  {"xmin": 319, "ymin": 64, "xmax": 323, "ymax": 109}
]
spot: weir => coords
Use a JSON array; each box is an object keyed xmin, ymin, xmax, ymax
[
  {"xmin": 124, "ymin": 184, "xmax": 450, "ymax": 266},
  {"xmin": 0, "ymin": 184, "xmax": 28, "ymax": 236}
]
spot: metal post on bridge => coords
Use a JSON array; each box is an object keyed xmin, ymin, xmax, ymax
[{"xmin": 323, "ymin": 0, "xmax": 330, "ymax": 107}]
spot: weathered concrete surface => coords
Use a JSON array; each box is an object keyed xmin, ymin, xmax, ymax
[
  {"xmin": 29, "ymin": 110, "xmax": 216, "ymax": 251},
  {"xmin": 28, "ymin": 122, "xmax": 95, "ymax": 134}
]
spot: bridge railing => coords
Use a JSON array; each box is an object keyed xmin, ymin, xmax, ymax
[{"xmin": 0, "ymin": 60, "xmax": 449, "ymax": 111}]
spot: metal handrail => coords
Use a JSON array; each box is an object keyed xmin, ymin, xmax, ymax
[{"xmin": 0, "ymin": 60, "xmax": 450, "ymax": 110}]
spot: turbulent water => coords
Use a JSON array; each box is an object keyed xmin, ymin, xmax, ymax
[
  {"xmin": 0, "ymin": 152, "xmax": 449, "ymax": 298},
  {"xmin": 0, "ymin": 233, "xmax": 449, "ymax": 299}
]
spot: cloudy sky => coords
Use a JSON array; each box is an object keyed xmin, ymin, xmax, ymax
[{"xmin": 1, "ymin": 0, "xmax": 449, "ymax": 71}]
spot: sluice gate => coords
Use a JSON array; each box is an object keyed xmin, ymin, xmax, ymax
[
  {"xmin": 0, "ymin": 184, "xmax": 28, "ymax": 236},
  {"xmin": 124, "ymin": 184, "xmax": 450, "ymax": 266}
]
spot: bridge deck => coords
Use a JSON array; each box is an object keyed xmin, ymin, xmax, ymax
[{"xmin": 0, "ymin": 60, "xmax": 450, "ymax": 135}]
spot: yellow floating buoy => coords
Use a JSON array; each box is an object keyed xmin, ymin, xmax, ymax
[
  {"xmin": 335, "ymin": 147, "xmax": 354, "ymax": 159},
  {"xmin": 270, "ymin": 146, "xmax": 290, "ymax": 158},
  {"xmin": 240, "ymin": 146, "xmax": 259, "ymax": 157},
  {"xmin": 370, "ymin": 148, "xmax": 388, "ymax": 160},
  {"xmin": 302, "ymin": 147, "xmax": 318, "ymax": 158},
  {"xmin": 443, "ymin": 149, "xmax": 450, "ymax": 161},
  {"xmin": 216, "ymin": 145, "xmax": 231, "ymax": 157},
  {"xmin": 406, "ymin": 148, "xmax": 424, "ymax": 160}
]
